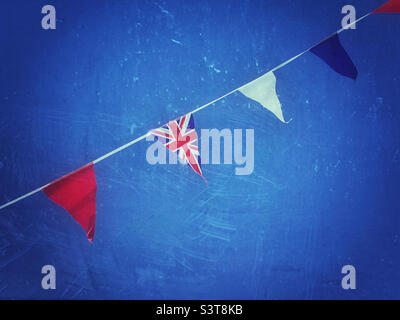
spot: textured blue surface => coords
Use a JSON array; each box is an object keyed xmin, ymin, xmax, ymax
[{"xmin": 0, "ymin": 0, "xmax": 399, "ymax": 299}]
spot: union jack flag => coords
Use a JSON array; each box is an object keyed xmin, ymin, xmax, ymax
[{"xmin": 150, "ymin": 113, "xmax": 206, "ymax": 183}]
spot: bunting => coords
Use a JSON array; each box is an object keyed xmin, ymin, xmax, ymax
[
  {"xmin": 239, "ymin": 72, "xmax": 286, "ymax": 122},
  {"xmin": 0, "ymin": 1, "xmax": 398, "ymax": 241},
  {"xmin": 310, "ymin": 33, "xmax": 358, "ymax": 80},
  {"xmin": 150, "ymin": 114, "xmax": 206, "ymax": 183},
  {"xmin": 374, "ymin": 0, "xmax": 400, "ymax": 13},
  {"xmin": 43, "ymin": 163, "xmax": 97, "ymax": 242}
]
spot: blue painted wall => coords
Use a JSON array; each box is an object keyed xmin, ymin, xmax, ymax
[{"xmin": 0, "ymin": 0, "xmax": 399, "ymax": 299}]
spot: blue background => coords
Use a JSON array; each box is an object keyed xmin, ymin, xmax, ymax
[{"xmin": 0, "ymin": 0, "xmax": 399, "ymax": 299}]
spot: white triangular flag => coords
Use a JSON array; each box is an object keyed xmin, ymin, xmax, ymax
[{"xmin": 239, "ymin": 71, "xmax": 286, "ymax": 123}]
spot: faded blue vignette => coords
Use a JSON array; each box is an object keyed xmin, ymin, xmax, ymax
[{"xmin": 0, "ymin": 0, "xmax": 400, "ymax": 299}]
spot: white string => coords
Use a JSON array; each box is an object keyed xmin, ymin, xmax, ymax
[
  {"xmin": 92, "ymin": 133, "xmax": 150, "ymax": 164},
  {"xmin": 0, "ymin": 11, "xmax": 373, "ymax": 211},
  {"xmin": 0, "ymin": 184, "xmax": 50, "ymax": 210}
]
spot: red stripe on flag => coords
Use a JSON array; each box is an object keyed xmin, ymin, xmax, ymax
[
  {"xmin": 374, "ymin": 0, "xmax": 400, "ymax": 13},
  {"xmin": 43, "ymin": 163, "xmax": 97, "ymax": 242}
]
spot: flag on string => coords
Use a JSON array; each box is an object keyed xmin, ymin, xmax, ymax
[
  {"xmin": 150, "ymin": 113, "xmax": 206, "ymax": 183},
  {"xmin": 43, "ymin": 163, "xmax": 97, "ymax": 242},
  {"xmin": 239, "ymin": 71, "xmax": 287, "ymax": 123},
  {"xmin": 310, "ymin": 33, "xmax": 358, "ymax": 80},
  {"xmin": 374, "ymin": 0, "xmax": 400, "ymax": 13}
]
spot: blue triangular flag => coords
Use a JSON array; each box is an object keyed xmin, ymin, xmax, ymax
[{"xmin": 310, "ymin": 33, "xmax": 358, "ymax": 80}]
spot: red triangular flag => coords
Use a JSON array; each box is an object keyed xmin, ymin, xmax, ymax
[
  {"xmin": 43, "ymin": 163, "xmax": 97, "ymax": 242},
  {"xmin": 374, "ymin": 0, "xmax": 400, "ymax": 13}
]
